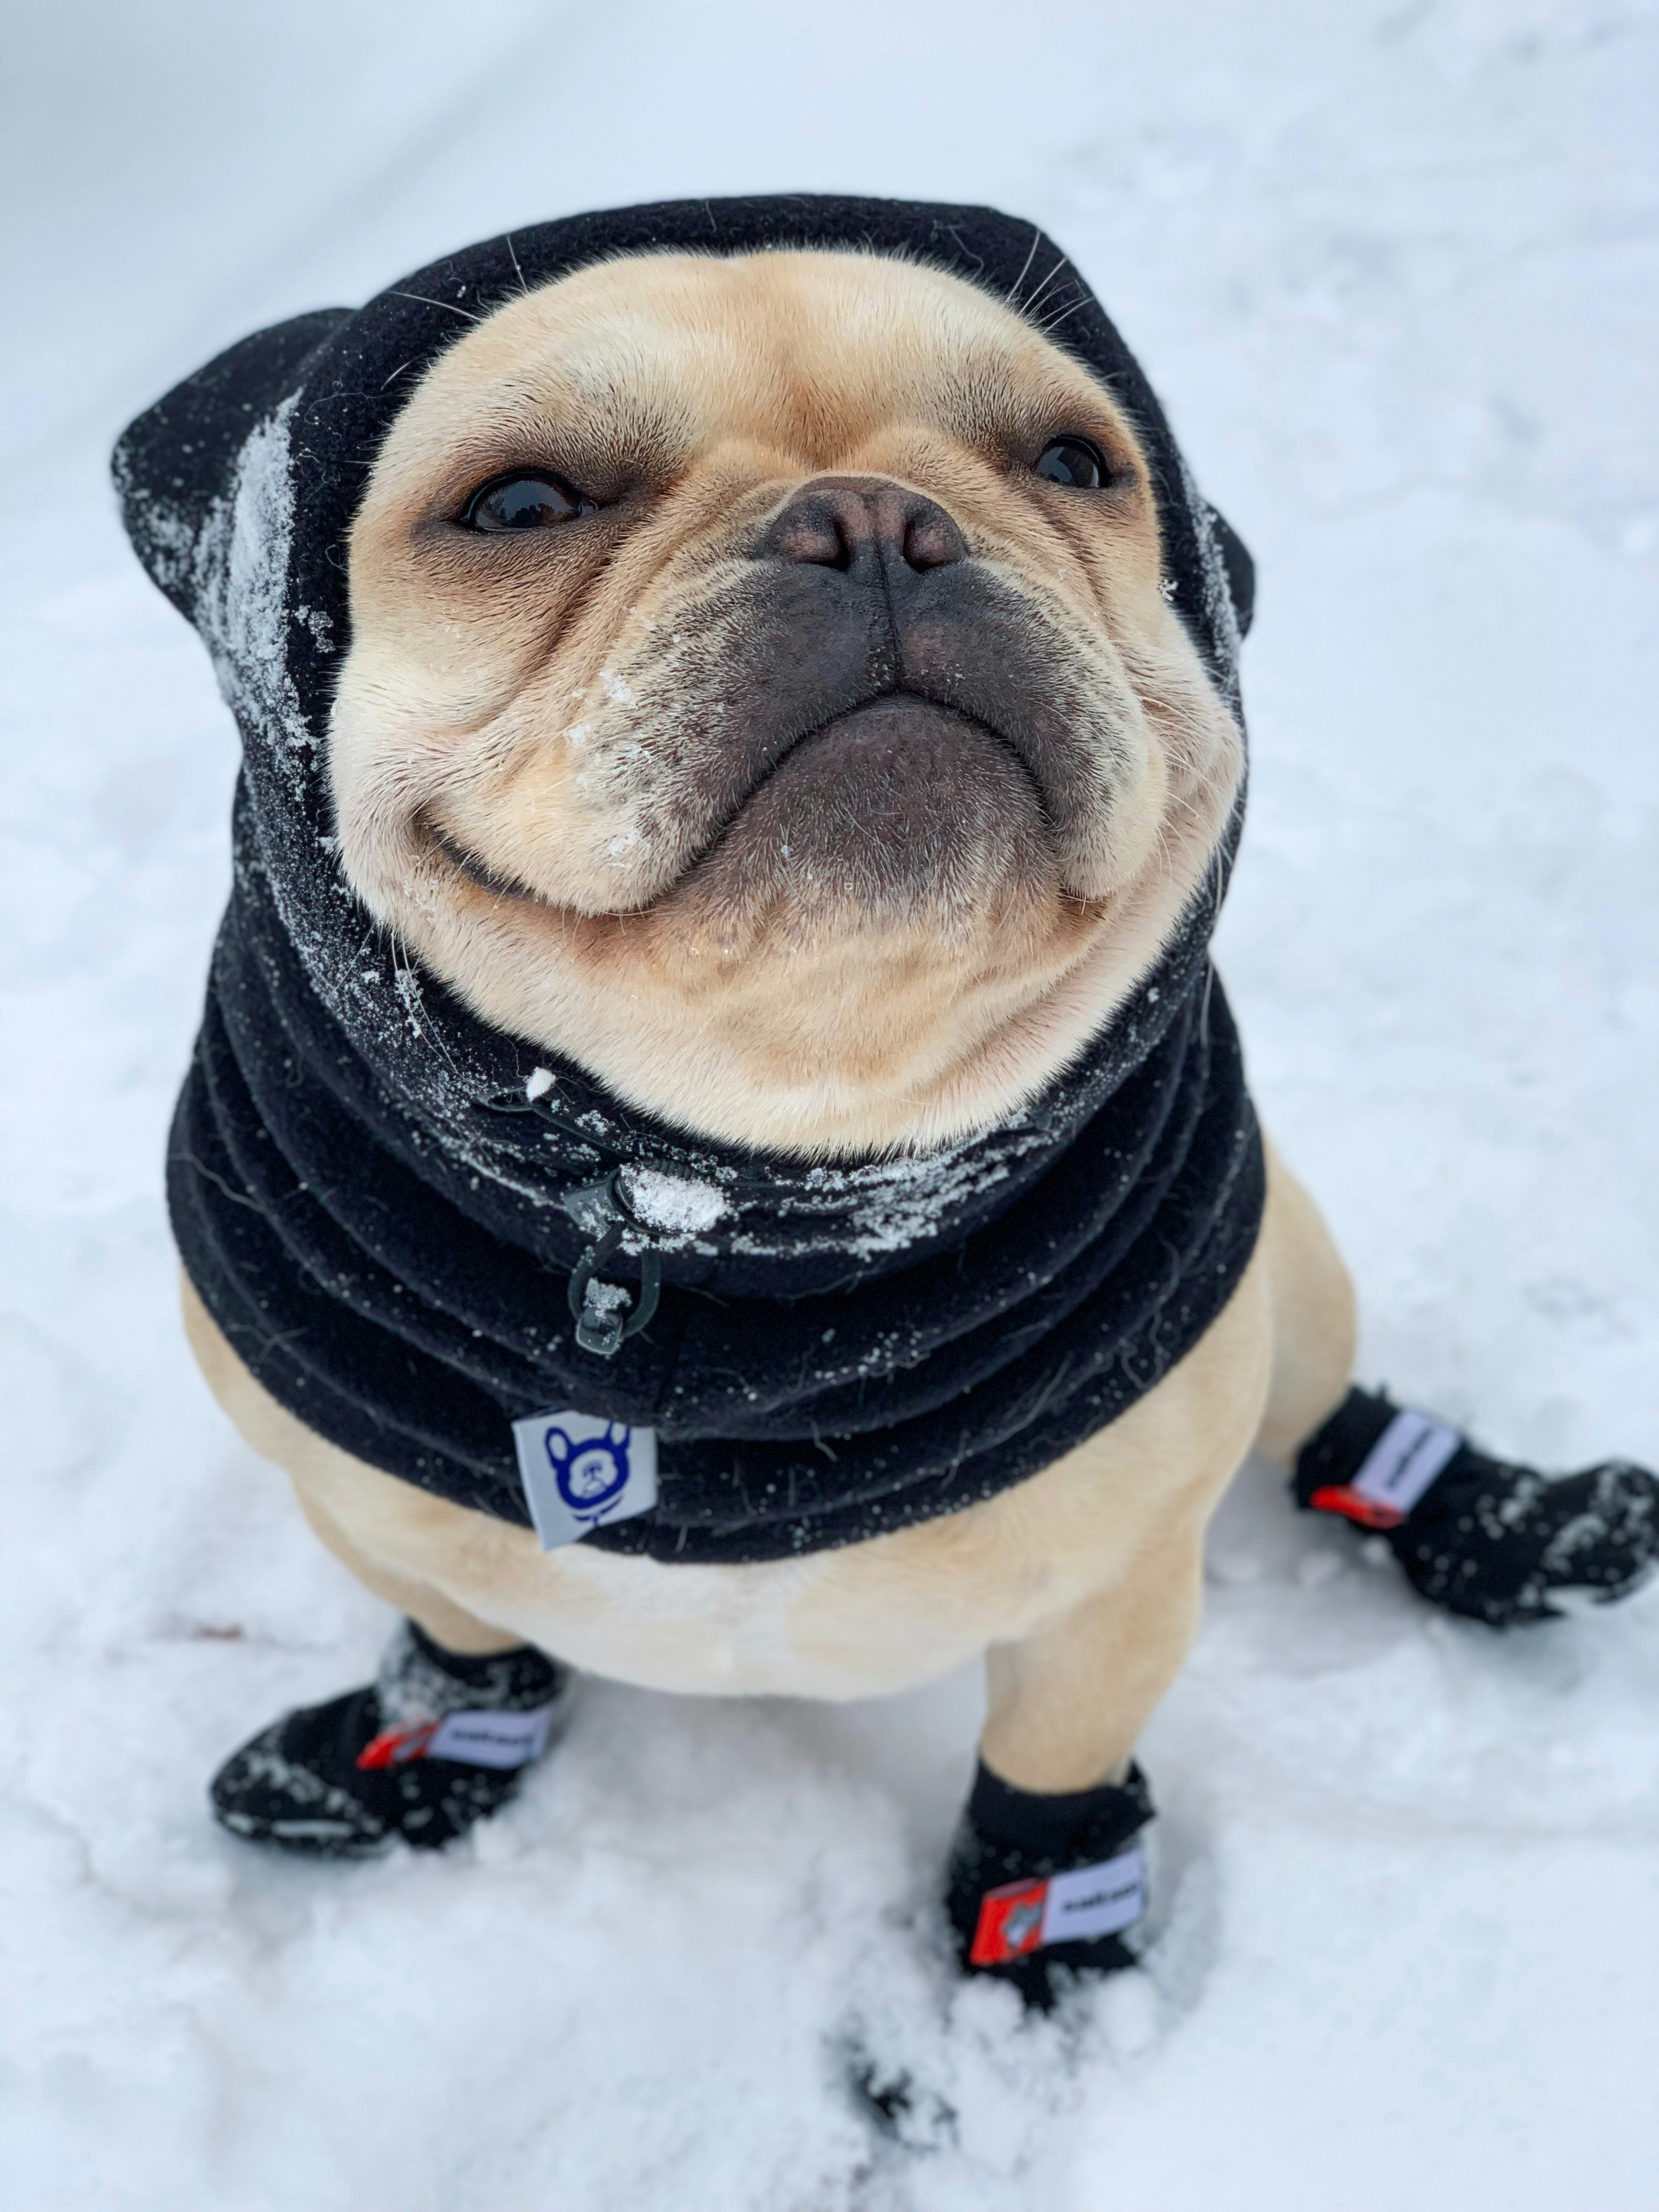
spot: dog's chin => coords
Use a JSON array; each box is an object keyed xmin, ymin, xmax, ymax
[
  {"xmin": 422, "ymin": 693, "xmax": 1068, "ymax": 947},
  {"xmin": 664, "ymin": 695, "xmax": 1061, "ymax": 947},
  {"xmin": 385, "ymin": 703, "xmax": 1107, "ymax": 1152}
]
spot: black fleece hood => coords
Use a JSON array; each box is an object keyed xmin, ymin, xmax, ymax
[{"xmin": 115, "ymin": 194, "xmax": 1265, "ymax": 1564}]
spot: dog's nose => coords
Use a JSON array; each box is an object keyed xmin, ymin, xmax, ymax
[{"xmin": 759, "ymin": 476, "xmax": 967, "ymax": 578}]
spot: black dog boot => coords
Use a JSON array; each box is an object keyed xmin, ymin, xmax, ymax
[
  {"xmin": 210, "ymin": 1620, "xmax": 572, "ymax": 1857},
  {"xmin": 1295, "ymin": 1386, "xmax": 1659, "ymax": 1627},
  {"xmin": 945, "ymin": 1761, "xmax": 1153, "ymax": 2011}
]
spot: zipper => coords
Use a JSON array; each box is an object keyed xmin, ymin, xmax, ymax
[
  {"xmin": 483, "ymin": 1088, "xmax": 667, "ymax": 1358},
  {"xmin": 561, "ymin": 1166, "xmax": 664, "ymax": 1357}
]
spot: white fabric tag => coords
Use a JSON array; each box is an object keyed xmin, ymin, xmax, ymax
[
  {"xmin": 424, "ymin": 1706, "xmax": 555, "ymax": 1769},
  {"xmin": 512, "ymin": 1409, "xmax": 658, "ymax": 1550},
  {"xmin": 1351, "ymin": 1409, "xmax": 1461, "ymax": 1518},
  {"xmin": 1039, "ymin": 1844, "xmax": 1146, "ymax": 1945}
]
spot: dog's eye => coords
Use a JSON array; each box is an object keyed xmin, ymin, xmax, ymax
[
  {"xmin": 461, "ymin": 471, "xmax": 588, "ymax": 531},
  {"xmin": 1033, "ymin": 438, "xmax": 1107, "ymax": 491}
]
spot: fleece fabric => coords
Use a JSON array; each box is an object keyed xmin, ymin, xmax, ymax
[{"xmin": 113, "ymin": 194, "xmax": 1265, "ymax": 1566}]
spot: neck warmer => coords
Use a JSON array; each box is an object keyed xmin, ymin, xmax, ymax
[{"xmin": 114, "ymin": 194, "xmax": 1265, "ymax": 1566}]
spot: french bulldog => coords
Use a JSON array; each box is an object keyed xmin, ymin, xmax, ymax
[{"xmin": 116, "ymin": 197, "xmax": 1656, "ymax": 2007}]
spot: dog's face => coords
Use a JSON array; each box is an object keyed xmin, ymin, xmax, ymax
[{"xmin": 331, "ymin": 250, "xmax": 1241, "ymax": 1154}]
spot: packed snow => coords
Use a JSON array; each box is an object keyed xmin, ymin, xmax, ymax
[
  {"xmin": 620, "ymin": 1167, "xmax": 730, "ymax": 1239},
  {"xmin": 3, "ymin": 3, "xmax": 1657, "ymax": 2207}
]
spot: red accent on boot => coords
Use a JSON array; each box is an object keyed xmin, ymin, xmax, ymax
[
  {"xmin": 355, "ymin": 1720, "xmax": 439, "ymax": 1770},
  {"xmin": 969, "ymin": 1878, "xmax": 1050, "ymax": 1966},
  {"xmin": 1308, "ymin": 1483, "xmax": 1405, "ymax": 1531}
]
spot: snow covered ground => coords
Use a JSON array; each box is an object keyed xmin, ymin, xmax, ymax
[{"xmin": 4, "ymin": 2, "xmax": 1657, "ymax": 2204}]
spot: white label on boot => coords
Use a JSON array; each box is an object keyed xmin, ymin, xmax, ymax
[
  {"xmin": 512, "ymin": 1410, "xmax": 658, "ymax": 1550},
  {"xmin": 1351, "ymin": 1410, "xmax": 1461, "ymax": 1519},
  {"xmin": 1039, "ymin": 1844, "xmax": 1147, "ymax": 1945},
  {"xmin": 424, "ymin": 1706, "xmax": 556, "ymax": 1768}
]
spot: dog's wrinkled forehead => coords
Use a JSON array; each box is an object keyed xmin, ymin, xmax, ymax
[{"xmin": 367, "ymin": 249, "xmax": 1143, "ymax": 500}]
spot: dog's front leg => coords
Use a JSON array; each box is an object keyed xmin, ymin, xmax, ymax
[
  {"xmin": 922, "ymin": 1219, "xmax": 1275, "ymax": 2008},
  {"xmin": 979, "ymin": 1538, "xmax": 1205, "ymax": 1797},
  {"xmin": 945, "ymin": 1506, "xmax": 1209, "ymax": 2008}
]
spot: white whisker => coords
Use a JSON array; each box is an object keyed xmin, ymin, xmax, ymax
[
  {"xmin": 389, "ymin": 289, "xmax": 485, "ymax": 325},
  {"xmin": 1004, "ymin": 223, "xmax": 1043, "ymax": 311}
]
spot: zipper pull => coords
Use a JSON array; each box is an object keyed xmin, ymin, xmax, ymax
[{"xmin": 562, "ymin": 1168, "xmax": 664, "ymax": 1357}]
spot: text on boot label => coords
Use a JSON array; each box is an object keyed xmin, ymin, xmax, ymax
[{"xmin": 1351, "ymin": 1409, "xmax": 1461, "ymax": 1519}]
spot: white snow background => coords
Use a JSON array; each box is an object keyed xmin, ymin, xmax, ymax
[{"xmin": 3, "ymin": 3, "xmax": 1657, "ymax": 2206}]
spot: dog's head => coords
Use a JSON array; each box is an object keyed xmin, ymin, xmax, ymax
[{"xmin": 329, "ymin": 249, "xmax": 1243, "ymax": 1155}]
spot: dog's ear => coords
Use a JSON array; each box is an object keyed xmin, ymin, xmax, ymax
[
  {"xmin": 111, "ymin": 309, "xmax": 348, "ymax": 623},
  {"xmin": 1206, "ymin": 505, "xmax": 1255, "ymax": 640}
]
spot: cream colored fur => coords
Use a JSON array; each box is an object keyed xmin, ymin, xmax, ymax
[
  {"xmin": 186, "ymin": 249, "xmax": 1360, "ymax": 1796},
  {"xmin": 329, "ymin": 251, "xmax": 1243, "ymax": 1155}
]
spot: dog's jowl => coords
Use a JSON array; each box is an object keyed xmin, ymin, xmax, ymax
[{"xmin": 116, "ymin": 195, "xmax": 1658, "ymax": 2008}]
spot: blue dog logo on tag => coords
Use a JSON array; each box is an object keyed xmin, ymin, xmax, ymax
[
  {"xmin": 512, "ymin": 1408, "xmax": 658, "ymax": 1551},
  {"xmin": 543, "ymin": 1420, "xmax": 633, "ymax": 1521}
]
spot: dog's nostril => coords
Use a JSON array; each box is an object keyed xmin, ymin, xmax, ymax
[
  {"xmin": 902, "ymin": 507, "xmax": 966, "ymax": 573},
  {"xmin": 773, "ymin": 506, "xmax": 855, "ymax": 570}
]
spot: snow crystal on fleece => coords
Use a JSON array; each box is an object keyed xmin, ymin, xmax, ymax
[
  {"xmin": 1179, "ymin": 454, "xmax": 1244, "ymax": 712},
  {"xmin": 190, "ymin": 397, "xmax": 312, "ymax": 784},
  {"xmin": 619, "ymin": 1163, "xmax": 729, "ymax": 1237},
  {"xmin": 773, "ymin": 1135, "xmax": 1039, "ymax": 1260}
]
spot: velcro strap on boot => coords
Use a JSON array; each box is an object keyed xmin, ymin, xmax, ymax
[
  {"xmin": 1297, "ymin": 1389, "xmax": 1463, "ymax": 1530},
  {"xmin": 968, "ymin": 1843, "xmax": 1147, "ymax": 1966},
  {"xmin": 356, "ymin": 1706, "xmax": 556, "ymax": 1771},
  {"xmin": 1310, "ymin": 1408, "xmax": 1461, "ymax": 1529},
  {"xmin": 948, "ymin": 1758, "xmax": 1153, "ymax": 1980}
]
